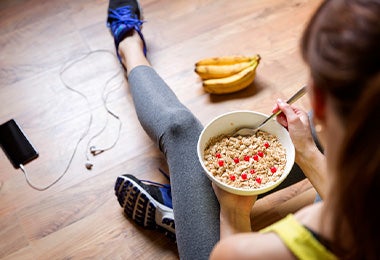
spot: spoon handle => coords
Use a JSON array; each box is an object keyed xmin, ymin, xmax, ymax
[{"xmin": 257, "ymin": 86, "xmax": 307, "ymax": 129}]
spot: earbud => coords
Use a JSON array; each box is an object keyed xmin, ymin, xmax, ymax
[
  {"xmin": 85, "ymin": 161, "xmax": 93, "ymax": 170},
  {"xmin": 86, "ymin": 146, "xmax": 101, "ymax": 170},
  {"xmin": 90, "ymin": 146, "xmax": 104, "ymax": 156}
]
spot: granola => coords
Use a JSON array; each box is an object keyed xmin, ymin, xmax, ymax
[{"xmin": 203, "ymin": 130, "xmax": 286, "ymax": 190}]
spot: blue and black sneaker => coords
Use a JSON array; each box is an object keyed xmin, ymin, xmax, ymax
[
  {"xmin": 115, "ymin": 174, "xmax": 176, "ymax": 240},
  {"xmin": 107, "ymin": 0, "xmax": 147, "ymax": 63}
]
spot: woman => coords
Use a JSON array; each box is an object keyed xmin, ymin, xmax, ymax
[
  {"xmin": 211, "ymin": 0, "xmax": 380, "ymax": 259},
  {"xmin": 108, "ymin": 0, "xmax": 380, "ymax": 259}
]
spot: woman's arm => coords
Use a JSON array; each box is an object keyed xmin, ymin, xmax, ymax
[
  {"xmin": 210, "ymin": 231, "xmax": 295, "ymax": 260},
  {"xmin": 295, "ymin": 142, "xmax": 328, "ymax": 198},
  {"xmin": 275, "ymin": 99, "xmax": 328, "ymax": 198},
  {"xmin": 212, "ymin": 183, "xmax": 257, "ymax": 238}
]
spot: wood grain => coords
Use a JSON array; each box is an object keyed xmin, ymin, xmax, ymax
[{"xmin": 0, "ymin": 0, "xmax": 321, "ymax": 258}]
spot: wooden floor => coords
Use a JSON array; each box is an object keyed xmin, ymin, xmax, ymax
[{"xmin": 0, "ymin": 0, "xmax": 320, "ymax": 259}]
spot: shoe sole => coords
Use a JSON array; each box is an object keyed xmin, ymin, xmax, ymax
[{"xmin": 115, "ymin": 175, "xmax": 176, "ymax": 240}]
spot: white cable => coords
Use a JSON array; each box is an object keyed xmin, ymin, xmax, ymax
[
  {"xmin": 21, "ymin": 49, "xmax": 123, "ymax": 190},
  {"xmin": 85, "ymin": 67, "xmax": 124, "ymax": 161}
]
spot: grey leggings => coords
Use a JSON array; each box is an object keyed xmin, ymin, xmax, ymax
[{"xmin": 129, "ymin": 65, "xmax": 220, "ymax": 260}]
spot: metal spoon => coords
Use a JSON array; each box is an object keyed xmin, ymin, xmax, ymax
[{"xmin": 232, "ymin": 86, "xmax": 307, "ymax": 136}]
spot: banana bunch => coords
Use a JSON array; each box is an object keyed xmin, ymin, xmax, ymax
[{"xmin": 194, "ymin": 54, "xmax": 261, "ymax": 94}]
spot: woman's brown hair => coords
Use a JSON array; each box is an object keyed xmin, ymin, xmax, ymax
[{"xmin": 301, "ymin": 0, "xmax": 380, "ymax": 259}]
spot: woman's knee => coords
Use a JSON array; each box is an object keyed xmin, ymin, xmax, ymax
[{"xmin": 164, "ymin": 109, "xmax": 202, "ymax": 138}]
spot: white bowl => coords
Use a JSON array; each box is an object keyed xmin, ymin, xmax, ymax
[{"xmin": 197, "ymin": 110, "xmax": 295, "ymax": 196}]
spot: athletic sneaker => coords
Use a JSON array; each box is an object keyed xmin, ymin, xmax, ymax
[
  {"xmin": 107, "ymin": 0, "xmax": 147, "ymax": 62},
  {"xmin": 114, "ymin": 174, "xmax": 176, "ymax": 240}
]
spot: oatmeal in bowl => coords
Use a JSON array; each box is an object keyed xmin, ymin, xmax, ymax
[{"xmin": 197, "ymin": 110, "xmax": 295, "ymax": 196}]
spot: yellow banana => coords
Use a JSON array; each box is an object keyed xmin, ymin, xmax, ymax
[
  {"xmin": 195, "ymin": 60, "xmax": 253, "ymax": 80},
  {"xmin": 195, "ymin": 54, "xmax": 259, "ymax": 66},
  {"xmin": 202, "ymin": 59, "xmax": 259, "ymax": 94}
]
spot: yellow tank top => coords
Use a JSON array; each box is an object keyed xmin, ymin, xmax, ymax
[{"xmin": 260, "ymin": 214, "xmax": 337, "ymax": 260}]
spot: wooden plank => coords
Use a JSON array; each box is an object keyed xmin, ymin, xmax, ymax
[{"xmin": 0, "ymin": 0, "xmax": 321, "ymax": 258}]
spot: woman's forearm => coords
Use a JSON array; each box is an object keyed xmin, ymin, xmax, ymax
[
  {"xmin": 296, "ymin": 146, "xmax": 328, "ymax": 198},
  {"xmin": 219, "ymin": 209, "xmax": 252, "ymax": 239}
]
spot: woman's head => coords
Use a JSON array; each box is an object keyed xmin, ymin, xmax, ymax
[
  {"xmin": 301, "ymin": 0, "xmax": 380, "ymax": 123},
  {"xmin": 301, "ymin": 0, "xmax": 380, "ymax": 259}
]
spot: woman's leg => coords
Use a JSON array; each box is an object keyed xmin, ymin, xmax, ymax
[{"xmin": 119, "ymin": 31, "xmax": 220, "ymax": 259}]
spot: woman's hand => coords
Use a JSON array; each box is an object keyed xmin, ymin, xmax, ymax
[
  {"xmin": 212, "ymin": 183, "xmax": 257, "ymax": 214},
  {"xmin": 212, "ymin": 183, "xmax": 257, "ymax": 238},
  {"xmin": 273, "ymin": 99, "xmax": 316, "ymax": 160}
]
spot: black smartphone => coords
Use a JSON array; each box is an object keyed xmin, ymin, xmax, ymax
[{"xmin": 0, "ymin": 119, "xmax": 39, "ymax": 169}]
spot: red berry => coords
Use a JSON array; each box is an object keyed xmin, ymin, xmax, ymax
[
  {"xmin": 234, "ymin": 157, "xmax": 240, "ymax": 163},
  {"xmin": 253, "ymin": 155, "xmax": 259, "ymax": 161},
  {"xmin": 264, "ymin": 142, "xmax": 270, "ymax": 148},
  {"xmin": 255, "ymin": 177, "xmax": 262, "ymax": 184},
  {"xmin": 270, "ymin": 166, "xmax": 277, "ymax": 173},
  {"xmin": 218, "ymin": 160, "xmax": 224, "ymax": 166},
  {"xmin": 230, "ymin": 174, "xmax": 236, "ymax": 181},
  {"xmin": 241, "ymin": 172, "xmax": 248, "ymax": 180},
  {"xmin": 250, "ymin": 169, "xmax": 255, "ymax": 174},
  {"xmin": 216, "ymin": 153, "xmax": 221, "ymax": 158},
  {"xmin": 244, "ymin": 155, "xmax": 250, "ymax": 161},
  {"xmin": 258, "ymin": 151, "xmax": 264, "ymax": 157}
]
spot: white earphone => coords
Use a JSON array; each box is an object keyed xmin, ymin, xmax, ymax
[
  {"xmin": 20, "ymin": 50, "xmax": 124, "ymax": 190},
  {"xmin": 85, "ymin": 146, "xmax": 105, "ymax": 170}
]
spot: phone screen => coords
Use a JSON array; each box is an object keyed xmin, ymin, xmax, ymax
[{"xmin": 0, "ymin": 119, "xmax": 39, "ymax": 169}]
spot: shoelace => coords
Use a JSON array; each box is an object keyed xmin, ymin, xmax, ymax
[
  {"xmin": 140, "ymin": 168, "xmax": 171, "ymax": 190},
  {"xmin": 108, "ymin": 7, "xmax": 144, "ymax": 41},
  {"xmin": 158, "ymin": 168, "xmax": 170, "ymax": 180},
  {"xmin": 140, "ymin": 179, "xmax": 171, "ymax": 190},
  {"xmin": 107, "ymin": 6, "xmax": 147, "ymax": 57}
]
